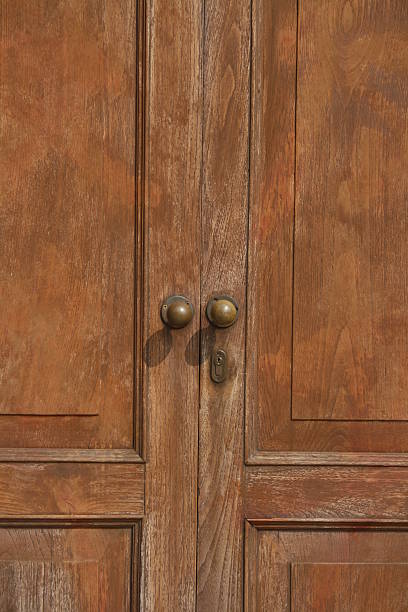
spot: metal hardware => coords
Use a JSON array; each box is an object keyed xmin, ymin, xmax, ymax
[
  {"xmin": 211, "ymin": 348, "xmax": 228, "ymax": 383},
  {"xmin": 161, "ymin": 295, "xmax": 194, "ymax": 329},
  {"xmin": 206, "ymin": 295, "xmax": 238, "ymax": 328}
]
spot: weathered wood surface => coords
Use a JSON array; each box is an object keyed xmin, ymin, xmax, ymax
[
  {"xmin": 197, "ymin": 0, "xmax": 250, "ymax": 610},
  {"xmin": 141, "ymin": 0, "xmax": 202, "ymax": 610}
]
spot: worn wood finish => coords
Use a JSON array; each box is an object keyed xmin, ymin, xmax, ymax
[
  {"xmin": 3, "ymin": 0, "xmax": 408, "ymax": 608},
  {"xmin": 293, "ymin": 0, "xmax": 408, "ymax": 422},
  {"xmin": 0, "ymin": 1, "xmax": 147, "ymax": 608},
  {"xmin": 0, "ymin": 0, "xmax": 137, "ymax": 447},
  {"xmin": 141, "ymin": 0, "xmax": 201, "ymax": 609},
  {"xmin": 0, "ymin": 449, "xmax": 143, "ymax": 463},
  {"xmin": 247, "ymin": 450, "xmax": 408, "ymax": 466},
  {"xmin": 0, "ymin": 527, "xmax": 133, "ymax": 611},
  {"xmin": 246, "ymin": 0, "xmax": 408, "ymax": 459},
  {"xmin": 246, "ymin": 0, "xmax": 297, "ymax": 459},
  {"xmin": 246, "ymin": 524, "xmax": 408, "ymax": 612},
  {"xmin": 0, "ymin": 464, "xmax": 144, "ymax": 518},
  {"xmin": 245, "ymin": 466, "xmax": 408, "ymax": 520},
  {"xmin": 292, "ymin": 564, "xmax": 408, "ymax": 611},
  {"xmin": 197, "ymin": 0, "xmax": 250, "ymax": 610},
  {"xmin": 204, "ymin": 0, "xmax": 408, "ymax": 608},
  {"xmin": 1, "ymin": 0, "xmax": 205, "ymax": 608}
]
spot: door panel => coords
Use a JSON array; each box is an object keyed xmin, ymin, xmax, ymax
[
  {"xmin": 292, "ymin": 564, "xmax": 408, "ymax": 611},
  {"xmin": 293, "ymin": 0, "xmax": 408, "ymax": 422},
  {"xmin": 0, "ymin": 527, "xmax": 133, "ymax": 611},
  {"xmin": 0, "ymin": 0, "xmax": 138, "ymax": 448},
  {"xmin": 246, "ymin": 0, "xmax": 408, "ymax": 459},
  {"xmin": 246, "ymin": 525, "xmax": 408, "ymax": 612}
]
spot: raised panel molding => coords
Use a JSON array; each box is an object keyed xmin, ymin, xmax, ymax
[
  {"xmin": 0, "ymin": 0, "xmax": 147, "ymax": 458},
  {"xmin": 245, "ymin": 0, "xmax": 408, "ymax": 463},
  {"xmin": 245, "ymin": 520, "xmax": 408, "ymax": 612},
  {"xmin": 0, "ymin": 524, "xmax": 140, "ymax": 611}
]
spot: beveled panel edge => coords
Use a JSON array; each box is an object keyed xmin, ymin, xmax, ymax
[
  {"xmin": 246, "ymin": 451, "xmax": 408, "ymax": 467},
  {"xmin": 246, "ymin": 518, "xmax": 408, "ymax": 530},
  {"xmin": 244, "ymin": 0, "xmax": 408, "ymax": 464},
  {"xmin": 0, "ymin": 521, "xmax": 142, "ymax": 609},
  {"xmin": 244, "ymin": 518, "xmax": 408, "ymax": 611},
  {"xmin": 0, "ymin": 518, "xmax": 142, "ymax": 526},
  {"xmin": 0, "ymin": 449, "xmax": 144, "ymax": 463},
  {"xmin": 135, "ymin": 0, "xmax": 148, "ymax": 460},
  {"xmin": 0, "ymin": 0, "xmax": 148, "ymax": 455}
]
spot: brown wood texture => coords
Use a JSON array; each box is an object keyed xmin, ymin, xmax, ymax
[
  {"xmin": 246, "ymin": 0, "xmax": 408, "ymax": 459},
  {"xmin": 293, "ymin": 0, "xmax": 408, "ymax": 421},
  {"xmin": 197, "ymin": 0, "xmax": 250, "ymax": 610},
  {"xmin": 246, "ymin": 0, "xmax": 297, "ymax": 458},
  {"xmin": 246, "ymin": 466, "xmax": 408, "ymax": 520},
  {"xmin": 0, "ymin": 0, "xmax": 142, "ymax": 449},
  {"xmin": 292, "ymin": 564, "xmax": 408, "ymax": 612},
  {"xmin": 140, "ymin": 0, "xmax": 201, "ymax": 609},
  {"xmin": 0, "ymin": 0, "xmax": 135, "ymax": 420},
  {"xmin": 0, "ymin": 527, "xmax": 133, "ymax": 611},
  {"xmin": 246, "ymin": 525, "xmax": 408, "ymax": 612},
  {"xmin": 0, "ymin": 464, "xmax": 144, "ymax": 518},
  {"xmin": 0, "ymin": 449, "xmax": 143, "ymax": 463}
]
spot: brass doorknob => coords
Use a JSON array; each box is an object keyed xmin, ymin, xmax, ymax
[
  {"xmin": 206, "ymin": 295, "xmax": 238, "ymax": 328},
  {"xmin": 161, "ymin": 295, "xmax": 194, "ymax": 329}
]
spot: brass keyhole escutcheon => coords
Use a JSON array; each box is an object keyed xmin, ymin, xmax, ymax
[
  {"xmin": 206, "ymin": 295, "xmax": 238, "ymax": 328},
  {"xmin": 161, "ymin": 295, "xmax": 194, "ymax": 329}
]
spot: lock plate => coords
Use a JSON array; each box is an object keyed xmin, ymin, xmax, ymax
[{"xmin": 211, "ymin": 348, "xmax": 228, "ymax": 383}]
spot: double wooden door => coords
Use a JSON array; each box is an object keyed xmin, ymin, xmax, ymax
[{"xmin": 1, "ymin": 0, "xmax": 408, "ymax": 610}]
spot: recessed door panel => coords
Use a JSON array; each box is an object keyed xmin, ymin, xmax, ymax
[
  {"xmin": 0, "ymin": 527, "xmax": 134, "ymax": 611},
  {"xmin": 246, "ymin": 0, "xmax": 408, "ymax": 458},
  {"xmin": 0, "ymin": 0, "xmax": 139, "ymax": 448},
  {"xmin": 246, "ymin": 525, "xmax": 408, "ymax": 612},
  {"xmin": 292, "ymin": 0, "xmax": 408, "ymax": 422}
]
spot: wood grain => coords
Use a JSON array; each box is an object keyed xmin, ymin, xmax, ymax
[
  {"xmin": 0, "ymin": 527, "xmax": 132, "ymax": 611},
  {"xmin": 246, "ymin": 525, "xmax": 408, "ymax": 612},
  {"xmin": 0, "ymin": 0, "xmax": 144, "ymax": 450},
  {"xmin": 246, "ymin": 0, "xmax": 408, "ymax": 459},
  {"xmin": 246, "ymin": 0, "xmax": 297, "ymax": 457},
  {"xmin": 293, "ymin": 0, "xmax": 408, "ymax": 421},
  {"xmin": 292, "ymin": 563, "xmax": 408, "ymax": 612},
  {"xmin": 141, "ymin": 0, "xmax": 201, "ymax": 609},
  {"xmin": 197, "ymin": 0, "xmax": 250, "ymax": 610},
  {"xmin": 0, "ymin": 0, "xmax": 136, "ymax": 424},
  {"xmin": 0, "ymin": 464, "xmax": 144, "ymax": 517},
  {"xmin": 246, "ymin": 466, "xmax": 408, "ymax": 520},
  {"xmin": 0, "ymin": 449, "xmax": 143, "ymax": 463},
  {"xmin": 247, "ymin": 450, "xmax": 408, "ymax": 466}
]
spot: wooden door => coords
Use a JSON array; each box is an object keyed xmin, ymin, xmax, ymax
[
  {"xmin": 198, "ymin": 0, "xmax": 408, "ymax": 610},
  {"xmin": 1, "ymin": 0, "xmax": 201, "ymax": 609},
  {"xmin": 3, "ymin": 1, "xmax": 408, "ymax": 610}
]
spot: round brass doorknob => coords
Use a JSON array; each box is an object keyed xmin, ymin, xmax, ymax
[
  {"xmin": 206, "ymin": 295, "xmax": 238, "ymax": 328},
  {"xmin": 161, "ymin": 295, "xmax": 194, "ymax": 329}
]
